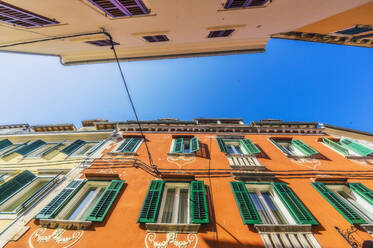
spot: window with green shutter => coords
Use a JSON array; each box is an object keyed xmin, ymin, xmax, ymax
[
  {"xmin": 171, "ymin": 137, "xmax": 199, "ymax": 154},
  {"xmin": 190, "ymin": 180, "xmax": 209, "ymax": 224},
  {"xmin": 269, "ymin": 138, "xmax": 292, "ymax": 155},
  {"xmin": 35, "ymin": 179, "xmax": 85, "ymax": 219},
  {"xmin": 0, "ymin": 170, "xmax": 36, "ymax": 205},
  {"xmin": 312, "ymin": 182, "xmax": 365, "ymax": 224},
  {"xmin": 230, "ymin": 182, "xmax": 262, "ymax": 224},
  {"xmin": 190, "ymin": 137, "xmax": 199, "ymax": 153},
  {"xmin": 340, "ymin": 138, "xmax": 373, "ymax": 157},
  {"xmin": 60, "ymin": 139, "xmax": 86, "ymax": 155},
  {"xmin": 86, "ymin": 180, "xmax": 124, "ymax": 222},
  {"xmin": 116, "ymin": 137, "xmax": 141, "ymax": 153},
  {"xmin": 216, "ymin": 138, "xmax": 228, "ymax": 153},
  {"xmin": 291, "ymin": 139, "xmax": 319, "ymax": 156},
  {"xmin": 240, "ymin": 139, "xmax": 261, "ymax": 155},
  {"xmin": 138, "ymin": 180, "xmax": 165, "ymax": 223},
  {"xmin": 350, "ymin": 183, "xmax": 373, "ymax": 205},
  {"xmin": 172, "ymin": 138, "xmax": 184, "ymax": 153},
  {"xmin": 0, "ymin": 139, "xmax": 12, "ymax": 151},
  {"xmin": 16, "ymin": 140, "xmax": 46, "ymax": 156},
  {"xmin": 272, "ymin": 183, "xmax": 318, "ymax": 225},
  {"xmin": 321, "ymin": 137, "xmax": 349, "ymax": 156}
]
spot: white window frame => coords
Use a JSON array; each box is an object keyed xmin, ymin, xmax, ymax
[
  {"xmin": 327, "ymin": 184, "xmax": 373, "ymax": 224},
  {"xmin": 245, "ymin": 184, "xmax": 296, "ymax": 225},
  {"xmin": 114, "ymin": 138, "xmax": 142, "ymax": 153},
  {"xmin": 69, "ymin": 141, "xmax": 100, "ymax": 158},
  {"xmin": 157, "ymin": 182, "xmax": 190, "ymax": 224},
  {"xmin": 169, "ymin": 137, "xmax": 193, "ymax": 154},
  {"xmin": 55, "ymin": 180, "xmax": 110, "ymax": 221},
  {"xmin": 0, "ymin": 176, "xmax": 54, "ymax": 215}
]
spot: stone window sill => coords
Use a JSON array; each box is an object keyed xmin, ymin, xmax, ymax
[
  {"xmin": 226, "ymin": 154, "xmax": 258, "ymax": 158},
  {"xmin": 230, "ymin": 165, "xmax": 265, "ymax": 171},
  {"xmin": 254, "ymin": 224, "xmax": 312, "ymax": 233},
  {"xmin": 39, "ymin": 219, "xmax": 92, "ymax": 230},
  {"xmin": 145, "ymin": 223, "xmax": 200, "ymax": 233},
  {"xmin": 360, "ymin": 224, "xmax": 373, "ymax": 234},
  {"xmin": 107, "ymin": 152, "xmax": 138, "ymax": 156},
  {"xmin": 167, "ymin": 153, "xmax": 195, "ymax": 157}
]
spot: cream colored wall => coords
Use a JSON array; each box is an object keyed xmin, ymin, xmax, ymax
[
  {"xmin": 0, "ymin": 131, "xmax": 111, "ymax": 173},
  {"xmin": 0, "ymin": 0, "xmax": 370, "ymax": 64}
]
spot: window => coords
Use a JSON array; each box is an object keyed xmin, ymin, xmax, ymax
[
  {"xmin": 321, "ymin": 137, "xmax": 373, "ymax": 158},
  {"xmin": 36, "ymin": 179, "xmax": 124, "ymax": 227},
  {"xmin": 217, "ymin": 138, "xmax": 261, "ymax": 155},
  {"xmin": 25, "ymin": 143, "xmax": 63, "ymax": 158},
  {"xmin": 87, "ymin": 0, "xmax": 150, "ymax": 17},
  {"xmin": 85, "ymin": 39, "xmax": 120, "ymax": 46},
  {"xmin": 114, "ymin": 137, "xmax": 142, "ymax": 153},
  {"xmin": 217, "ymin": 138, "xmax": 262, "ymax": 168},
  {"xmin": 137, "ymin": 180, "xmax": 209, "ymax": 229},
  {"xmin": 170, "ymin": 137, "xmax": 199, "ymax": 154},
  {"xmin": 224, "ymin": 0, "xmax": 269, "ymax": 9},
  {"xmin": 158, "ymin": 183, "xmax": 190, "ymax": 224},
  {"xmin": 231, "ymin": 182, "xmax": 320, "ymax": 248},
  {"xmin": 0, "ymin": 170, "xmax": 55, "ymax": 215},
  {"xmin": 335, "ymin": 25, "xmax": 373, "ymax": 35},
  {"xmin": 61, "ymin": 139, "xmax": 102, "ymax": 157},
  {"xmin": 312, "ymin": 182, "xmax": 373, "ymax": 224},
  {"xmin": 143, "ymin": 35, "xmax": 169, "ymax": 43},
  {"xmin": 231, "ymin": 182, "xmax": 318, "ymax": 225},
  {"xmin": 270, "ymin": 138, "xmax": 319, "ymax": 157},
  {"xmin": 0, "ymin": 1, "xmax": 59, "ymax": 28},
  {"xmin": 208, "ymin": 30, "xmax": 235, "ymax": 38}
]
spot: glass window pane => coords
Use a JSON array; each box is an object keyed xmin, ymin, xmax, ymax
[
  {"xmin": 161, "ymin": 188, "xmax": 176, "ymax": 223},
  {"xmin": 178, "ymin": 188, "xmax": 189, "ymax": 223},
  {"xmin": 262, "ymin": 192, "xmax": 286, "ymax": 224}
]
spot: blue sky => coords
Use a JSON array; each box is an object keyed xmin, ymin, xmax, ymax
[{"xmin": 0, "ymin": 38, "xmax": 372, "ymax": 132}]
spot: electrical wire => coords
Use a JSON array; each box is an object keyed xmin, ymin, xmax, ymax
[{"xmin": 105, "ymin": 31, "xmax": 156, "ymax": 172}]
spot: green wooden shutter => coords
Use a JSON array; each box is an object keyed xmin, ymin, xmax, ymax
[
  {"xmin": 240, "ymin": 139, "xmax": 261, "ymax": 155},
  {"xmin": 190, "ymin": 180, "xmax": 209, "ymax": 224},
  {"xmin": 272, "ymin": 183, "xmax": 318, "ymax": 225},
  {"xmin": 86, "ymin": 180, "xmax": 124, "ymax": 222},
  {"xmin": 0, "ymin": 170, "xmax": 36, "ymax": 204},
  {"xmin": 190, "ymin": 137, "xmax": 199, "ymax": 153},
  {"xmin": 269, "ymin": 138, "xmax": 290, "ymax": 155},
  {"xmin": 322, "ymin": 137, "xmax": 349, "ymax": 156},
  {"xmin": 116, "ymin": 138, "xmax": 131, "ymax": 152},
  {"xmin": 230, "ymin": 182, "xmax": 262, "ymax": 224},
  {"xmin": 137, "ymin": 180, "xmax": 165, "ymax": 223},
  {"xmin": 0, "ymin": 139, "xmax": 12, "ymax": 151},
  {"xmin": 291, "ymin": 139, "xmax": 319, "ymax": 156},
  {"xmin": 60, "ymin": 139, "xmax": 86, "ymax": 155},
  {"xmin": 216, "ymin": 138, "xmax": 228, "ymax": 153},
  {"xmin": 350, "ymin": 183, "xmax": 373, "ymax": 205},
  {"xmin": 312, "ymin": 182, "xmax": 365, "ymax": 224},
  {"xmin": 172, "ymin": 138, "xmax": 183, "ymax": 153},
  {"xmin": 122, "ymin": 138, "xmax": 141, "ymax": 152},
  {"xmin": 35, "ymin": 179, "xmax": 85, "ymax": 219},
  {"xmin": 340, "ymin": 138, "xmax": 373, "ymax": 157},
  {"xmin": 16, "ymin": 140, "xmax": 46, "ymax": 156},
  {"xmin": 86, "ymin": 140, "xmax": 107, "ymax": 155}
]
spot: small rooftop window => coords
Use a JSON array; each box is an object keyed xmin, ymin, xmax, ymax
[
  {"xmin": 208, "ymin": 29, "xmax": 235, "ymax": 38},
  {"xmin": 224, "ymin": 0, "xmax": 268, "ymax": 9},
  {"xmin": 88, "ymin": 0, "xmax": 150, "ymax": 17},
  {"xmin": 335, "ymin": 25, "xmax": 373, "ymax": 35},
  {"xmin": 0, "ymin": 1, "xmax": 58, "ymax": 28},
  {"xmin": 85, "ymin": 39, "xmax": 120, "ymax": 46},
  {"xmin": 143, "ymin": 35, "xmax": 169, "ymax": 43}
]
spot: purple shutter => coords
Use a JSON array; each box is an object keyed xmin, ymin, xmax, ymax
[
  {"xmin": 0, "ymin": 1, "xmax": 58, "ymax": 28},
  {"xmin": 88, "ymin": 0, "xmax": 149, "ymax": 17}
]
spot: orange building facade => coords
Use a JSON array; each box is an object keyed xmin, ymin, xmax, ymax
[{"xmin": 3, "ymin": 118, "xmax": 373, "ymax": 248}]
